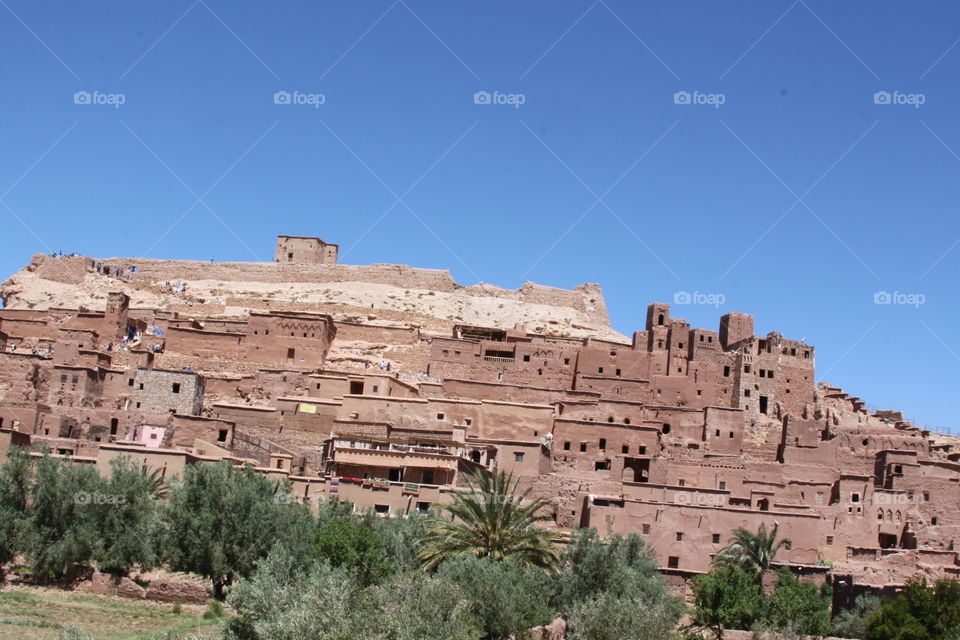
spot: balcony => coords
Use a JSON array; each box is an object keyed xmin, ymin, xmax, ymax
[{"xmin": 483, "ymin": 356, "xmax": 515, "ymax": 363}]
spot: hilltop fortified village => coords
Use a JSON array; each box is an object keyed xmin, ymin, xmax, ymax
[{"xmin": 1, "ymin": 235, "xmax": 957, "ymax": 600}]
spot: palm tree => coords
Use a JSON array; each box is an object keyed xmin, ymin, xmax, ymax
[
  {"xmin": 417, "ymin": 469, "xmax": 561, "ymax": 572},
  {"xmin": 711, "ymin": 522, "xmax": 790, "ymax": 581}
]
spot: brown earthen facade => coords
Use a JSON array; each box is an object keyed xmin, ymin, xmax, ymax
[{"xmin": 1, "ymin": 237, "xmax": 957, "ymax": 595}]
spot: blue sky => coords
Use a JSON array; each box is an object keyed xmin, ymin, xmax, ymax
[{"xmin": 1, "ymin": 1, "xmax": 958, "ymax": 431}]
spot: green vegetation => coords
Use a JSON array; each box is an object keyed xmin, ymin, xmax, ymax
[
  {"xmin": 0, "ymin": 589, "xmax": 218, "ymax": 640},
  {"xmin": 711, "ymin": 522, "xmax": 791, "ymax": 582},
  {"xmin": 2, "ymin": 452, "xmax": 960, "ymax": 640},
  {"xmin": 417, "ymin": 470, "xmax": 561, "ymax": 571},
  {"xmin": 863, "ymin": 578, "xmax": 960, "ymax": 640}
]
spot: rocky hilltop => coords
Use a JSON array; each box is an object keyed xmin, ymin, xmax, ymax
[{"xmin": 1, "ymin": 253, "xmax": 625, "ymax": 344}]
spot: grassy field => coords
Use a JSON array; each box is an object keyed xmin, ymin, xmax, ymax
[{"xmin": 0, "ymin": 587, "xmax": 223, "ymax": 640}]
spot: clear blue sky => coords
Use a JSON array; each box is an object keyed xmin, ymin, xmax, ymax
[{"xmin": 1, "ymin": 1, "xmax": 958, "ymax": 431}]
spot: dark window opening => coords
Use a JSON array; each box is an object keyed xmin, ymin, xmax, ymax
[
  {"xmin": 599, "ymin": 438, "xmax": 606, "ymax": 449},
  {"xmin": 350, "ymin": 381, "xmax": 364, "ymax": 394},
  {"xmin": 662, "ymin": 423, "xmax": 671, "ymax": 435},
  {"xmin": 622, "ymin": 444, "xmax": 629, "ymax": 454},
  {"xmin": 172, "ymin": 383, "xmax": 181, "ymax": 394},
  {"xmin": 723, "ymin": 365, "xmax": 730, "ymax": 377},
  {"xmin": 217, "ymin": 429, "xmax": 228, "ymax": 442},
  {"xmin": 667, "ymin": 556, "xmax": 679, "ymax": 568},
  {"xmin": 658, "ymin": 314, "xmax": 664, "ymax": 325},
  {"xmin": 287, "ymin": 348, "xmax": 296, "ymax": 360},
  {"xmin": 594, "ymin": 459, "xmax": 611, "ymax": 471},
  {"xmin": 110, "ymin": 418, "xmax": 119, "ymax": 436},
  {"xmin": 388, "ymin": 468, "xmax": 403, "ymax": 482},
  {"xmin": 563, "ymin": 441, "xmax": 571, "ymax": 451},
  {"xmin": 422, "ymin": 470, "xmax": 435, "ymax": 485},
  {"xmin": 712, "ymin": 534, "xmax": 721, "ymax": 544},
  {"xmin": 415, "ymin": 501, "xmax": 431, "ymax": 513},
  {"xmin": 759, "ymin": 396, "xmax": 769, "ymax": 415},
  {"xmin": 514, "ymin": 452, "xmax": 524, "ymax": 462},
  {"xmin": 642, "ymin": 524, "xmax": 650, "ymax": 534},
  {"xmin": 579, "ymin": 442, "xmax": 587, "ymax": 452},
  {"xmin": 374, "ymin": 504, "xmax": 389, "ymax": 514},
  {"xmin": 676, "ymin": 532, "xmax": 683, "ymax": 541}
]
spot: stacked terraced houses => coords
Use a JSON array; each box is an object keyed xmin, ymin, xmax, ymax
[{"xmin": 0, "ymin": 235, "xmax": 957, "ymax": 602}]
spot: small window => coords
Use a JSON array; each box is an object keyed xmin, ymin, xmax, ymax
[
  {"xmin": 852, "ymin": 493, "xmax": 860, "ymax": 503},
  {"xmin": 72, "ymin": 375, "xmax": 79, "ymax": 384},
  {"xmin": 523, "ymin": 354, "xmax": 530, "ymax": 362},
  {"xmin": 931, "ymin": 517, "xmax": 938, "ymax": 525},
  {"xmin": 374, "ymin": 504, "xmax": 390, "ymax": 514},
  {"xmin": 464, "ymin": 418, "xmax": 472, "ymax": 426},
  {"xmin": 719, "ymin": 481, "xmax": 726, "ymax": 490},
  {"xmin": 712, "ymin": 533, "xmax": 720, "ymax": 544},
  {"xmin": 372, "ymin": 385, "xmax": 378, "ymax": 393},
  {"xmin": 676, "ymin": 532, "xmax": 683, "ymax": 541},
  {"xmin": 128, "ymin": 378, "xmax": 134, "ymax": 386},
  {"xmin": 642, "ymin": 524, "xmax": 650, "ymax": 534},
  {"xmin": 598, "ymin": 367, "xmax": 604, "ymax": 374},
  {"xmin": 599, "ymin": 438, "xmax": 606, "ymax": 450},
  {"xmin": 723, "ymin": 366, "xmax": 730, "ymax": 377},
  {"xmin": 662, "ymin": 424, "xmax": 671, "ymax": 434},
  {"xmin": 622, "ymin": 444, "xmax": 629, "ymax": 454},
  {"xmin": 60, "ymin": 374, "xmax": 67, "ymax": 383},
  {"xmin": 579, "ymin": 442, "xmax": 587, "ymax": 452},
  {"xmin": 563, "ymin": 441, "xmax": 571, "ymax": 451},
  {"xmin": 172, "ymin": 383, "xmax": 181, "ymax": 394},
  {"xmin": 827, "ymin": 536, "xmax": 834, "ymax": 545},
  {"xmin": 217, "ymin": 429, "xmax": 228, "ymax": 442},
  {"xmin": 415, "ymin": 501, "xmax": 431, "ymax": 514},
  {"xmin": 678, "ymin": 479, "xmax": 685, "ymax": 487},
  {"xmin": 744, "ymin": 365, "xmax": 751, "ymax": 373},
  {"xmin": 437, "ymin": 413, "xmax": 444, "ymax": 420},
  {"xmin": 514, "ymin": 452, "xmax": 524, "ymax": 462},
  {"xmin": 923, "ymin": 492, "xmax": 930, "ymax": 501},
  {"xmin": 667, "ymin": 556, "xmax": 679, "ymax": 568},
  {"xmin": 138, "ymin": 383, "xmax": 144, "ymax": 390},
  {"xmin": 638, "ymin": 446, "xmax": 647, "ymax": 455},
  {"xmin": 564, "ymin": 358, "xmax": 570, "ymax": 365}
]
